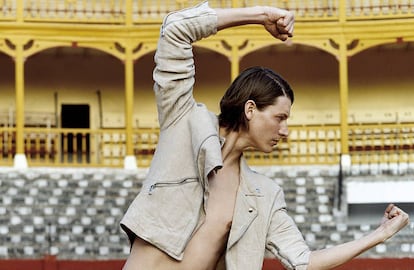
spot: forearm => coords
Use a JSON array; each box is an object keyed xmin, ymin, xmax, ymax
[
  {"xmin": 308, "ymin": 228, "xmax": 385, "ymax": 270},
  {"xmin": 308, "ymin": 204, "xmax": 409, "ymax": 270},
  {"xmin": 215, "ymin": 5, "xmax": 294, "ymax": 41},
  {"xmin": 216, "ymin": 6, "xmax": 267, "ymax": 30}
]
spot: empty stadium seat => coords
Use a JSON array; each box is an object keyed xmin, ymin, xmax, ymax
[
  {"xmin": 11, "ymin": 235, "xmax": 21, "ymax": 243},
  {"xmin": 2, "ymin": 197, "xmax": 12, "ymax": 205},
  {"xmin": 52, "ymin": 188, "xmax": 63, "ymax": 196},
  {"xmin": 81, "ymin": 217, "xmax": 92, "ymax": 225},
  {"xmin": 294, "ymin": 215, "xmax": 305, "ymax": 223},
  {"xmin": 50, "ymin": 246, "xmax": 59, "ymax": 255},
  {"xmin": 0, "ymin": 226, "xmax": 9, "ymax": 235},
  {"xmin": 23, "ymin": 246, "xmax": 34, "ymax": 256},
  {"xmin": 311, "ymin": 224, "xmax": 322, "ymax": 232},
  {"xmin": 296, "ymin": 186, "xmax": 306, "ymax": 195},
  {"xmin": 95, "ymin": 225, "xmax": 105, "ymax": 234},
  {"xmin": 296, "ymin": 205, "xmax": 308, "ymax": 214},
  {"xmin": 296, "ymin": 195, "xmax": 306, "ymax": 204},
  {"xmin": 109, "ymin": 235, "xmax": 120, "ymax": 243},
  {"xmin": 99, "ymin": 246, "xmax": 109, "ymax": 256},
  {"xmin": 66, "ymin": 207, "xmax": 76, "ymax": 216},
  {"xmin": 35, "ymin": 235, "xmax": 45, "ymax": 243},
  {"xmin": 400, "ymin": 243, "xmax": 411, "ymax": 253},
  {"xmin": 94, "ymin": 198, "xmax": 105, "ymax": 206},
  {"xmin": 59, "ymin": 235, "xmax": 70, "ymax": 243},
  {"xmin": 85, "ymin": 235, "xmax": 95, "ymax": 243},
  {"xmin": 305, "ymin": 233, "xmax": 316, "ymax": 243},
  {"xmin": 375, "ymin": 244, "xmax": 387, "ymax": 253},
  {"xmin": 23, "ymin": 226, "xmax": 34, "ymax": 234},
  {"xmin": 71, "ymin": 197, "xmax": 82, "ymax": 205},
  {"xmin": 122, "ymin": 246, "xmax": 130, "ymax": 255},
  {"xmin": 10, "ymin": 216, "xmax": 22, "ymax": 225},
  {"xmin": 319, "ymin": 214, "xmax": 333, "ymax": 223},
  {"xmin": 72, "ymin": 225, "xmax": 83, "ymax": 235},
  {"xmin": 86, "ymin": 207, "xmax": 97, "ymax": 215},
  {"xmin": 75, "ymin": 246, "xmax": 86, "ymax": 256},
  {"xmin": 58, "ymin": 217, "xmax": 70, "ymax": 225},
  {"xmin": 33, "ymin": 216, "xmax": 44, "ymax": 225},
  {"xmin": 75, "ymin": 188, "xmax": 84, "ymax": 196},
  {"xmin": 330, "ymin": 232, "xmax": 341, "ymax": 242}
]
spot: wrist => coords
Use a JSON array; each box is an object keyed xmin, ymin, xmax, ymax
[{"xmin": 371, "ymin": 226, "xmax": 389, "ymax": 244}]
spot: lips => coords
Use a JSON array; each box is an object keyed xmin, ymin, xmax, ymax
[{"xmin": 271, "ymin": 139, "xmax": 279, "ymax": 145}]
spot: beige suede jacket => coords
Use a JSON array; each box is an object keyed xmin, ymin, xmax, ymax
[{"xmin": 120, "ymin": 2, "xmax": 311, "ymax": 269}]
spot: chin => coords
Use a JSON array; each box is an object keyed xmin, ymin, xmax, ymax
[{"xmin": 261, "ymin": 146, "xmax": 274, "ymax": 154}]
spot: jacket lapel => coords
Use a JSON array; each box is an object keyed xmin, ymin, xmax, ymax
[{"xmin": 227, "ymin": 158, "xmax": 263, "ymax": 250}]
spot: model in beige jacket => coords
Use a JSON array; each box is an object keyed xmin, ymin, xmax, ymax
[{"xmin": 121, "ymin": 2, "xmax": 409, "ymax": 270}]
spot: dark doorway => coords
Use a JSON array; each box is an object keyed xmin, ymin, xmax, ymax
[{"xmin": 61, "ymin": 104, "xmax": 90, "ymax": 163}]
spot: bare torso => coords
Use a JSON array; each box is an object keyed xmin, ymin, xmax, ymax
[{"xmin": 123, "ymin": 164, "xmax": 240, "ymax": 270}]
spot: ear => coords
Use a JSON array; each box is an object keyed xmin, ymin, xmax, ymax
[{"xmin": 244, "ymin": 100, "xmax": 257, "ymax": 120}]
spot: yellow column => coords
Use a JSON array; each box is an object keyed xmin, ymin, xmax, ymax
[
  {"xmin": 230, "ymin": 45, "xmax": 240, "ymax": 81},
  {"xmin": 338, "ymin": 35, "xmax": 351, "ymax": 168},
  {"xmin": 123, "ymin": 41, "xmax": 137, "ymax": 169},
  {"xmin": 339, "ymin": 0, "xmax": 347, "ymax": 23},
  {"xmin": 16, "ymin": 0, "xmax": 24, "ymax": 23},
  {"xmin": 14, "ymin": 39, "xmax": 28, "ymax": 168},
  {"xmin": 125, "ymin": 0, "xmax": 133, "ymax": 26}
]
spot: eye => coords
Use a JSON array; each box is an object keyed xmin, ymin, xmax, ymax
[{"xmin": 275, "ymin": 115, "xmax": 287, "ymax": 121}]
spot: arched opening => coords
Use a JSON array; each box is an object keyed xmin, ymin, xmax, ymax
[{"xmin": 25, "ymin": 46, "xmax": 123, "ymax": 164}]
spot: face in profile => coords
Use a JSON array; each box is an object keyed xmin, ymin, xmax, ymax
[{"xmin": 245, "ymin": 96, "xmax": 291, "ymax": 153}]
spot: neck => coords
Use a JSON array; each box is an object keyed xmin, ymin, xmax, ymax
[{"xmin": 219, "ymin": 127, "xmax": 243, "ymax": 166}]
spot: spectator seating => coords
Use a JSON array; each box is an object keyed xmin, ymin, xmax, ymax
[{"xmin": 0, "ymin": 166, "xmax": 412, "ymax": 259}]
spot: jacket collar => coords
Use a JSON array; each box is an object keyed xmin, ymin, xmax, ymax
[{"xmin": 189, "ymin": 103, "xmax": 223, "ymax": 182}]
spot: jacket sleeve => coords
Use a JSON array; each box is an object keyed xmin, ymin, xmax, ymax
[
  {"xmin": 153, "ymin": 1, "xmax": 217, "ymax": 129},
  {"xmin": 266, "ymin": 190, "xmax": 311, "ymax": 270}
]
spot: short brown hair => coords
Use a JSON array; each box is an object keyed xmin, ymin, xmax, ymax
[{"xmin": 218, "ymin": 66, "xmax": 294, "ymax": 132}]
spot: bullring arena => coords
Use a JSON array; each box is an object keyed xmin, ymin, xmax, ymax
[{"xmin": 0, "ymin": 0, "xmax": 414, "ymax": 269}]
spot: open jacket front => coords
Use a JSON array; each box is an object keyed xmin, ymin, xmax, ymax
[{"xmin": 120, "ymin": 2, "xmax": 311, "ymax": 269}]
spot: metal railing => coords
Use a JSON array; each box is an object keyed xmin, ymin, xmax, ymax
[
  {"xmin": 1, "ymin": 123, "xmax": 413, "ymax": 167},
  {"xmin": 0, "ymin": 0, "xmax": 413, "ymax": 24}
]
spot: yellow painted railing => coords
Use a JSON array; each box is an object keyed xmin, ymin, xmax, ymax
[
  {"xmin": 0, "ymin": 0, "xmax": 413, "ymax": 24},
  {"xmin": 0, "ymin": 127, "xmax": 158, "ymax": 167},
  {"xmin": 1, "ymin": 124, "xmax": 413, "ymax": 167},
  {"xmin": 349, "ymin": 123, "xmax": 414, "ymax": 164},
  {"xmin": 245, "ymin": 125, "xmax": 342, "ymax": 165}
]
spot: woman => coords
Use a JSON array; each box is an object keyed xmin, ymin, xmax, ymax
[{"xmin": 121, "ymin": 2, "xmax": 409, "ymax": 270}]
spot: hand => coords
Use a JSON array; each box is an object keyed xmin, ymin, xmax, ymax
[
  {"xmin": 379, "ymin": 203, "xmax": 409, "ymax": 241},
  {"xmin": 262, "ymin": 7, "xmax": 295, "ymax": 41}
]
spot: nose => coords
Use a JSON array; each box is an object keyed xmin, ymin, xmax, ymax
[{"xmin": 279, "ymin": 121, "xmax": 289, "ymax": 138}]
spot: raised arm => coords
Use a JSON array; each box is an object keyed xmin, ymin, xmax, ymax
[
  {"xmin": 308, "ymin": 204, "xmax": 409, "ymax": 270},
  {"xmin": 153, "ymin": 2, "xmax": 294, "ymax": 129}
]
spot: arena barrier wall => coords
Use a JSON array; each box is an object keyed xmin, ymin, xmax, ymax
[{"xmin": 1, "ymin": 257, "xmax": 414, "ymax": 270}]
